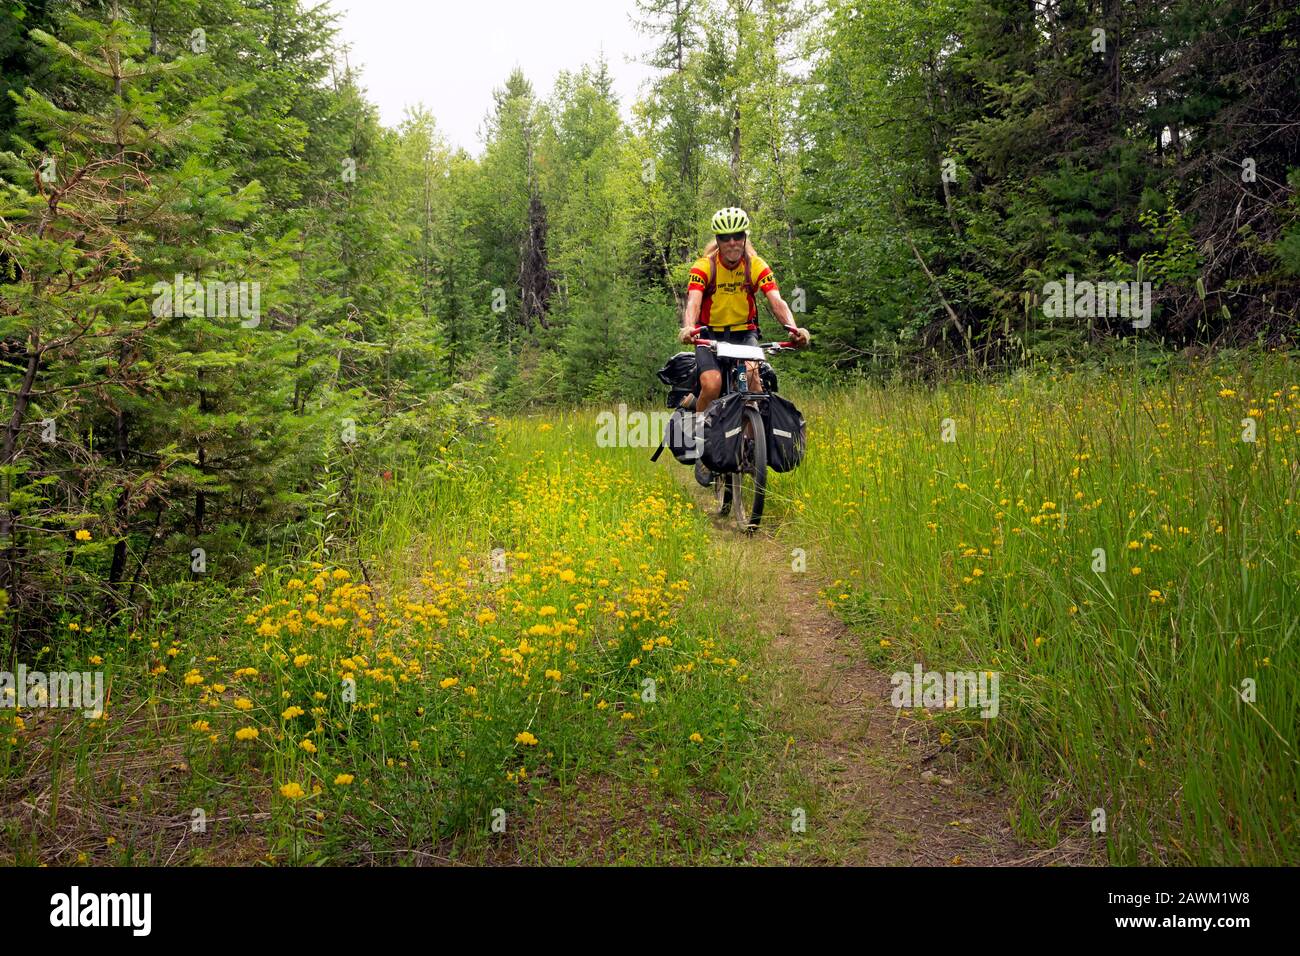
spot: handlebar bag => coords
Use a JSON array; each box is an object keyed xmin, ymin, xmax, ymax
[
  {"xmin": 764, "ymin": 393, "xmax": 806, "ymax": 473},
  {"xmin": 701, "ymin": 392, "xmax": 746, "ymax": 473}
]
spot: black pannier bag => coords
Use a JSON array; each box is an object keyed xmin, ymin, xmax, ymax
[
  {"xmin": 657, "ymin": 351, "xmax": 698, "ymax": 388},
  {"xmin": 764, "ymin": 393, "xmax": 806, "ymax": 473},
  {"xmin": 651, "ymin": 407, "xmax": 701, "ymax": 464},
  {"xmin": 701, "ymin": 392, "xmax": 746, "ymax": 473}
]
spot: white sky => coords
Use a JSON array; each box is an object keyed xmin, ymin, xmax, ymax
[{"xmin": 322, "ymin": 0, "xmax": 661, "ymax": 155}]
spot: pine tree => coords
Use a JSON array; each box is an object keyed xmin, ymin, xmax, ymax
[{"xmin": 0, "ymin": 9, "xmax": 257, "ymax": 637}]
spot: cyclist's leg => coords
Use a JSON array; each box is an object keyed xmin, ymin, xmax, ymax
[
  {"xmin": 695, "ymin": 328, "xmax": 722, "ymax": 417},
  {"xmin": 693, "ymin": 329, "xmax": 721, "ymax": 486},
  {"xmin": 742, "ymin": 330, "xmax": 763, "ymax": 392}
]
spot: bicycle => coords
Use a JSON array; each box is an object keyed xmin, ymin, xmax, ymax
[{"xmin": 688, "ymin": 325, "xmax": 799, "ymax": 532}]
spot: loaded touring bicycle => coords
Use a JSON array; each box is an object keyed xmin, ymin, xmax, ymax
[{"xmin": 652, "ymin": 326, "xmax": 806, "ymax": 532}]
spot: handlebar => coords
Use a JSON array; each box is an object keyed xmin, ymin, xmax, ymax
[{"xmin": 686, "ymin": 325, "xmax": 802, "ymax": 350}]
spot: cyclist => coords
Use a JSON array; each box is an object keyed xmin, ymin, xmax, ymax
[{"xmin": 679, "ymin": 207, "xmax": 809, "ymax": 486}]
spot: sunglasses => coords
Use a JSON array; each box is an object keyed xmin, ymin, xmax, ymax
[{"xmin": 716, "ymin": 232, "xmax": 746, "ymax": 243}]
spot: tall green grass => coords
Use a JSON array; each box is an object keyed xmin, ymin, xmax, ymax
[{"xmin": 766, "ymin": 355, "xmax": 1299, "ymax": 864}]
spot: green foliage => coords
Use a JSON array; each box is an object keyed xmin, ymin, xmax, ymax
[
  {"xmin": 3, "ymin": 0, "xmax": 1298, "ymax": 651},
  {"xmin": 1137, "ymin": 201, "xmax": 1201, "ymax": 286},
  {"xmin": 0, "ymin": 2, "xmax": 477, "ymax": 644},
  {"xmin": 1266, "ymin": 168, "xmax": 1300, "ymax": 279},
  {"xmin": 797, "ymin": 0, "xmax": 1297, "ymax": 361}
]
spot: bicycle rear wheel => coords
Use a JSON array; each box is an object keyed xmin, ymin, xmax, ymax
[{"xmin": 730, "ymin": 405, "xmax": 767, "ymax": 532}]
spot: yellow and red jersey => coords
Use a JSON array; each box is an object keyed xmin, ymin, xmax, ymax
[{"xmin": 687, "ymin": 253, "xmax": 778, "ymax": 331}]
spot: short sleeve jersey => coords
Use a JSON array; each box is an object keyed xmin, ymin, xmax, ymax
[{"xmin": 687, "ymin": 253, "xmax": 778, "ymax": 331}]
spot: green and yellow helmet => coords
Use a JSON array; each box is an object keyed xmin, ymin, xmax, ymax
[{"xmin": 711, "ymin": 207, "xmax": 750, "ymax": 235}]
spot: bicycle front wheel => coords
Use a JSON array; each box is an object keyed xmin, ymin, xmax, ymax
[{"xmin": 730, "ymin": 405, "xmax": 767, "ymax": 532}]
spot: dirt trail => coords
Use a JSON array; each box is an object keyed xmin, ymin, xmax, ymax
[
  {"xmin": 693, "ymin": 480, "xmax": 1045, "ymax": 866},
  {"xmin": 480, "ymin": 470, "xmax": 1086, "ymax": 866}
]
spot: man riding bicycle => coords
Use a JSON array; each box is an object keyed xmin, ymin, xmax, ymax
[{"xmin": 680, "ymin": 207, "xmax": 810, "ymax": 487}]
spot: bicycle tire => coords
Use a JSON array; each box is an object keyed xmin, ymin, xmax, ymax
[{"xmin": 730, "ymin": 405, "xmax": 767, "ymax": 531}]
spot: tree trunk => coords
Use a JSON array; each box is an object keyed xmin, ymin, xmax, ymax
[
  {"xmin": 730, "ymin": 104, "xmax": 742, "ymax": 199},
  {"xmin": 1, "ymin": 331, "xmax": 38, "ymax": 465},
  {"xmin": 195, "ymin": 376, "xmax": 207, "ymax": 535},
  {"xmin": 674, "ymin": 0, "xmax": 684, "ymax": 72},
  {"xmin": 105, "ymin": 392, "xmax": 131, "ymax": 615},
  {"xmin": 0, "ymin": 332, "xmax": 40, "ymax": 601},
  {"xmin": 519, "ymin": 119, "xmax": 552, "ymax": 330},
  {"xmin": 520, "ymin": 191, "xmax": 552, "ymax": 330}
]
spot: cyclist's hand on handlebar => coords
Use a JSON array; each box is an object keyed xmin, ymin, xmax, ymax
[
  {"xmin": 786, "ymin": 326, "xmax": 811, "ymax": 348},
  {"xmin": 679, "ymin": 326, "xmax": 698, "ymax": 345}
]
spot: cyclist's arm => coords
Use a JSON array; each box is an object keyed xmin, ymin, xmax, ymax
[
  {"xmin": 763, "ymin": 288, "xmax": 801, "ymax": 335},
  {"xmin": 681, "ymin": 289, "xmax": 703, "ymax": 335}
]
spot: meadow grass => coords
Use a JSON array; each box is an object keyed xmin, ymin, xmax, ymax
[
  {"xmin": 1, "ymin": 408, "xmax": 775, "ymax": 864},
  {"xmin": 6, "ymin": 356, "xmax": 1297, "ymax": 866},
  {"xmin": 764, "ymin": 355, "xmax": 1299, "ymax": 864}
]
